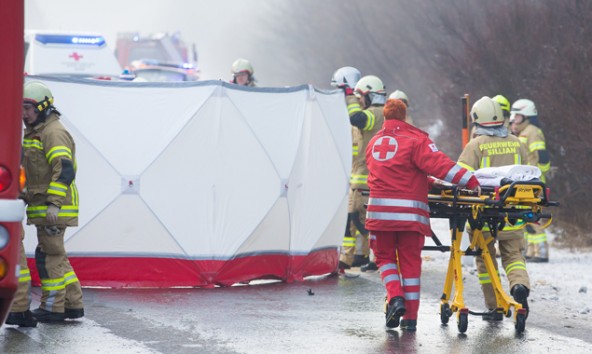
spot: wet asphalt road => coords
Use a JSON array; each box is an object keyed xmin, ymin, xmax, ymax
[{"xmin": 1, "ymin": 267, "xmax": 591, "ymax": 354}]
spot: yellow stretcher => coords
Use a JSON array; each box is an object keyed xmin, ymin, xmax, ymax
[{"xmin": 426, "ymin": 179, "xmax": 559, "ymax": 334}]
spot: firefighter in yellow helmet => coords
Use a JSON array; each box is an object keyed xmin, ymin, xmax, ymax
[
  {"xmin": 21, "ymin": 81, "xmax": 84, "ymax": 322},
  {"xmin": 510, "ymin": 98, "xmax": 551, "ymax": 263},
  {"xmin": 389, "ymin": 90, "xmax": 414, "ymax": 125},
  {"xmin": 338, "ymin": 75, "xmax": 386, "ymax": 271},
  {"xmin": 331, "ymin": 67, "xmax": 371, "ymax": 269},
  {"xmin": 231, "ymin": 58, "xmax": 256, "ymax": 87},
  {"xmin": 458, "ymin": 96, "xmax": 531, "ymax": 321}
]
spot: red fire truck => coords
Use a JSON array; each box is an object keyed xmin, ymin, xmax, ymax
[
  {"xmin": 115, "ymin": 32, "xmax": 199, "ymax": 82},
  {"xmin": 0, "ymin": 0, "xmax": 25, "ymax": 323}
]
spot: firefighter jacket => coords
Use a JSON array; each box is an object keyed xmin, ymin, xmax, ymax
[
  {"xmin": 458, "ymin": 134, "xmax": 528, "ymax": 171},
  {"xmin": 347, "ymin": 95, "xmax": 384, "ymax": 190},
  {"xmin": 458, "ymin": 133, "xmax": 528, "ymax": 237},
  {"xmin": 365, "ymin": 119, "xmax": 479, "ymax": 235},
  {"xmin": 517, "ymin": 123, "xmax": 550, "ymax": 182},
  {"xmin": 22, "ymin": 113, "xmax": 79, "ymax": 226}
]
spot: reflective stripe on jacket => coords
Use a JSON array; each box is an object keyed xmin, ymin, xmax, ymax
[
  {"xmin": 347, "ymin": 95, "xmax": 384, "ymax": 190},
  {"xmin": 23, "ymin": 113, "xmax": 79, "ymax": 226}
]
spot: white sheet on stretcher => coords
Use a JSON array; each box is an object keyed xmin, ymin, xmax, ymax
[{"xmin": 474, "ymin": 164, "xmax": 542, "ymax": 187}]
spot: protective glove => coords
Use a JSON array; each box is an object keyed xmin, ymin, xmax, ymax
[
  {"xmin": 525, "ymin": 224, "xmax": 536, "ymax": 234},
  {"xmin": 46, "ymin": 203, "xmax": 59, "ymax": 225},
  {"xmin": 44, "ymin": 226, "xmax": 60, "ymax": 236},
  {"xmin": 343, "ymin": 87, "xmax": 354, "ymax": 96}
]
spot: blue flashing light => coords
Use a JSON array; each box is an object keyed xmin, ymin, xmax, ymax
[{"xmin": 35, "ymin": 34, "xmax": 106, "ymax": 47}]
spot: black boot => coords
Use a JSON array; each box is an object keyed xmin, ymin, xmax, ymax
[
  {"xmin": 400, "ymin": 319, "xmax": 417, "ymax": 331},
  {"xmin": 5, "ymin": 310, "xmax": 38, "ymax": 327},
  {"xmin": 32, "ymin": 308, "xmax": 66, "ymax": 322},
  {"xmin": 352, "ymin": 255, "xmax": 369, "ymax": 267},
  {"xmin": 338, "ymin": 261, "xmax": 351, "ymax": 270},
  {"xmin": 65, "ymin": 308, "xmax": 85, "ymax": 319},
  {"xmin": 511, "ymin": 284, "xmax": 529, "ymax": 319},
  {"xmin": 385, "ymin": 296, "xmax": 406, "ymax": 328},
  {"xmin": 361, "ymin": 262, "xmax": 378, "ymax": 272},
  {"xmin": 482, "ymin": 309, "xmax": 504, "ymax": 321}
]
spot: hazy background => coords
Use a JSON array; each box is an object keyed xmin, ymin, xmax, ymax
[{"xmin": 25, "ymin": 0, "xmax": 592, "ymax": 244}]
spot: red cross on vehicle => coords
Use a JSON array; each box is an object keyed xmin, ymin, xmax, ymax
[
  {"xmin": 372, "ymin": 136, "xmax": 398, "ymax": 161},
  {"xmin": 69, "ymin": 52, "xmax": 83, "ymax": 61}
]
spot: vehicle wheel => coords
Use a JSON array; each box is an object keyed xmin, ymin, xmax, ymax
[
  {"xmin": 457, "ymin": 312, "xmax": 468, "ymax": 333},
  {"xmin": 440, "ymin": 303, "xmax": 451, "ymax": 324},
  {"xmin": 515, "ymin": 313, "xmax": 526, "ymax": 333}
]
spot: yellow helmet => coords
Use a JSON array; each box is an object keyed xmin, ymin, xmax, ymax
[
  {"xmin": 492, "ymin": 95, "xmax": 510, "ymax": 112},
  {"xmin": 23, "ymin": 81, "xmax": 54, "ymax": 112},
  {"xmin": 231, "ymin": 58, "xmax": 254, "ymax": 76},
  {"xmin": 471, "ymin": 96, "xmax": 504, "ymax": 127}
]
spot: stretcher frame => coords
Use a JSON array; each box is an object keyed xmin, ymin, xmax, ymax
[{"xmin": 426, "ymin": 179, "xmax": 558, "ymax": 334}]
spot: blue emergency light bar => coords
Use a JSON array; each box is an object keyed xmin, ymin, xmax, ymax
[{"xmin": 34, "ymin": 34, "xmax": 106, "ymax": 47}]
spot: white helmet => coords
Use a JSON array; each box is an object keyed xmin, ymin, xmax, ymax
[
  {"xmin": 330, "ymin": 66, "xmax": 361, "ymax": 89},
  {"xmin": 510, "ymin": 99, "xmax": 537, "ymax": 120},
  {"xmin": 231, "ymin": 58, "xmax": 254, "ymax": 76},
  {"xmin": 470, "ymin": 96, "xmax": 504, "ymax": 127},
  {"xmin": 354, "ymin": 75, "xmax": 386, "ymax": 96},
  {"xmin": 389, "ymin": 90, "xmax": 409, "ymax": 107},
  {"xmin": 24, "ymin": 81, "xmax": 54, "ymax": 112}
]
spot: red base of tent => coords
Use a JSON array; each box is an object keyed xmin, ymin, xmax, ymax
[{"xmin": 26, "ymin": 247, "xmax": 339, "ymax": 288}]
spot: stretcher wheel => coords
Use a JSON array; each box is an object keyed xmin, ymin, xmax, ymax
[
  {"xmin": 440, "ymin": 303, "xmax": 451, "ymax": 324},
  {"xmin": 457, "ymin": 312, "xmax": 468, "ymax": 333},
  {"xmin": 515, "ymin": 313, "xmax": 526, "ymax": 333}
]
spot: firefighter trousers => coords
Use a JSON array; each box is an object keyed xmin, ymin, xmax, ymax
[
  {"xmin": 35, "ymin": 226, "xmax": 83, "ymax": 313},
  {"xmin": 471, "ymin": 230, "xmax": 531, "ymax": 310},
  {"xmin": 370, "ymin": 230, "xmax": 424, "ymax": 320},
  {"xmin": 525, "ymin": 220, "xmax": 549, "ymax": 259},
  {"xmin": 340, "ymin": 189, "xmax": 369, "ymax": 266},
  {"xmin": 10, "ymin": 226, "xmax": 33, "ymax": 313}
]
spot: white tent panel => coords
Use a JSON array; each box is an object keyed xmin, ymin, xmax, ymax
[
  {"xmin": 65, "ymin": 195, "xmax": 185, "ymax": 255},
  {"xmin": 315, "ymin": 92, "xmax": 352, "ymax": 177},
  {"xmin": 142, "ymin": 95, "xmax": 282, "ymax": 257},
  {"xmin": 49, "ymin": 81, "xmax": 215, "ymax": 175},
  {"xmin": 226, "ymin": 89, "xmax": 307, "ymax": 177},
  {"xmin": 288, "ymin": 99, "xmax": 350, "ymax": 251},
  {"xmin": 234, "ymin": 198, "xmax": 291, "ymax": 255},
  {"xmin": 311, "ymin": 194, "xmax": 349, "ymax": 250}
]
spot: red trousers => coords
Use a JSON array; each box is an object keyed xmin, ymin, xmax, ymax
[{"xmin": 369, "ymin": 230, "xmax": 425, "ymax": 320}]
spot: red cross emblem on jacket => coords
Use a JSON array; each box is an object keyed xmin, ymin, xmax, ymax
[{"xmin": 371, "ymin": 136, "xmax": 398, "ymax": 161}]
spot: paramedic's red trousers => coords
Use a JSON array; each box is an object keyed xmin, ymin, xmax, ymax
[{"xmin": 370, "ymin": 231, "xmax": 425, "ymax": 321}]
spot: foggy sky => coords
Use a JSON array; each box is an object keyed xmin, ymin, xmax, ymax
[{"xmin": 25, "ymin": 0, "xmax": 273, "ymax": 82}]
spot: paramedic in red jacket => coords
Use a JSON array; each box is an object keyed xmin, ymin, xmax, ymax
[{"xmin": 365, "ymin": 99, "xmax": 480, "ymax": 331}]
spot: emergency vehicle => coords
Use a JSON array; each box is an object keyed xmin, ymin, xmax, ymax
[
  {"xmin": 115, "ymin": 32, "xmax": 199, "ymax": 82},
  {"xmin": 24, "ymin": 30, "xmax": 122, "ymax": 78},
  {"xmin": 0, "ymin": 0, "xmax": 26, "ymax": 323}
]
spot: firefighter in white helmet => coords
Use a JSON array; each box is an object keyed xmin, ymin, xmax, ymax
[
  {"xmin": 337, "ymin": 75, "xmax": 386, "ymax": 272},
  {"xmin": 231, "ymin": 58, "xmax": 256, "ymax": 87},
  {"xmin": 458, "ymin": 96, "xmax": 531, "ymax": 321},
  {"xmin": 389, "ymin": 90, "xmax": 414, "ymax": 125},
  {"xmin": 331, "ymin": 67, "xmax": 371, "ymax": 269},
  {"xmin": 510, "ymin": 98, "xmax": 551, "ymax": 263},
  {"xmin": 21, "ymin": 81, "xmax": 84, "ymax": 322}
]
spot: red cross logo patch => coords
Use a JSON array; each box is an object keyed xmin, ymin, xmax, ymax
[
  {"xmin": 69, "ymin": 52, "xmax": 84, "ymax": 61},
  {"xmin": 372, "ymin": 136, "xmax": 398, "ymax": 161}
]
